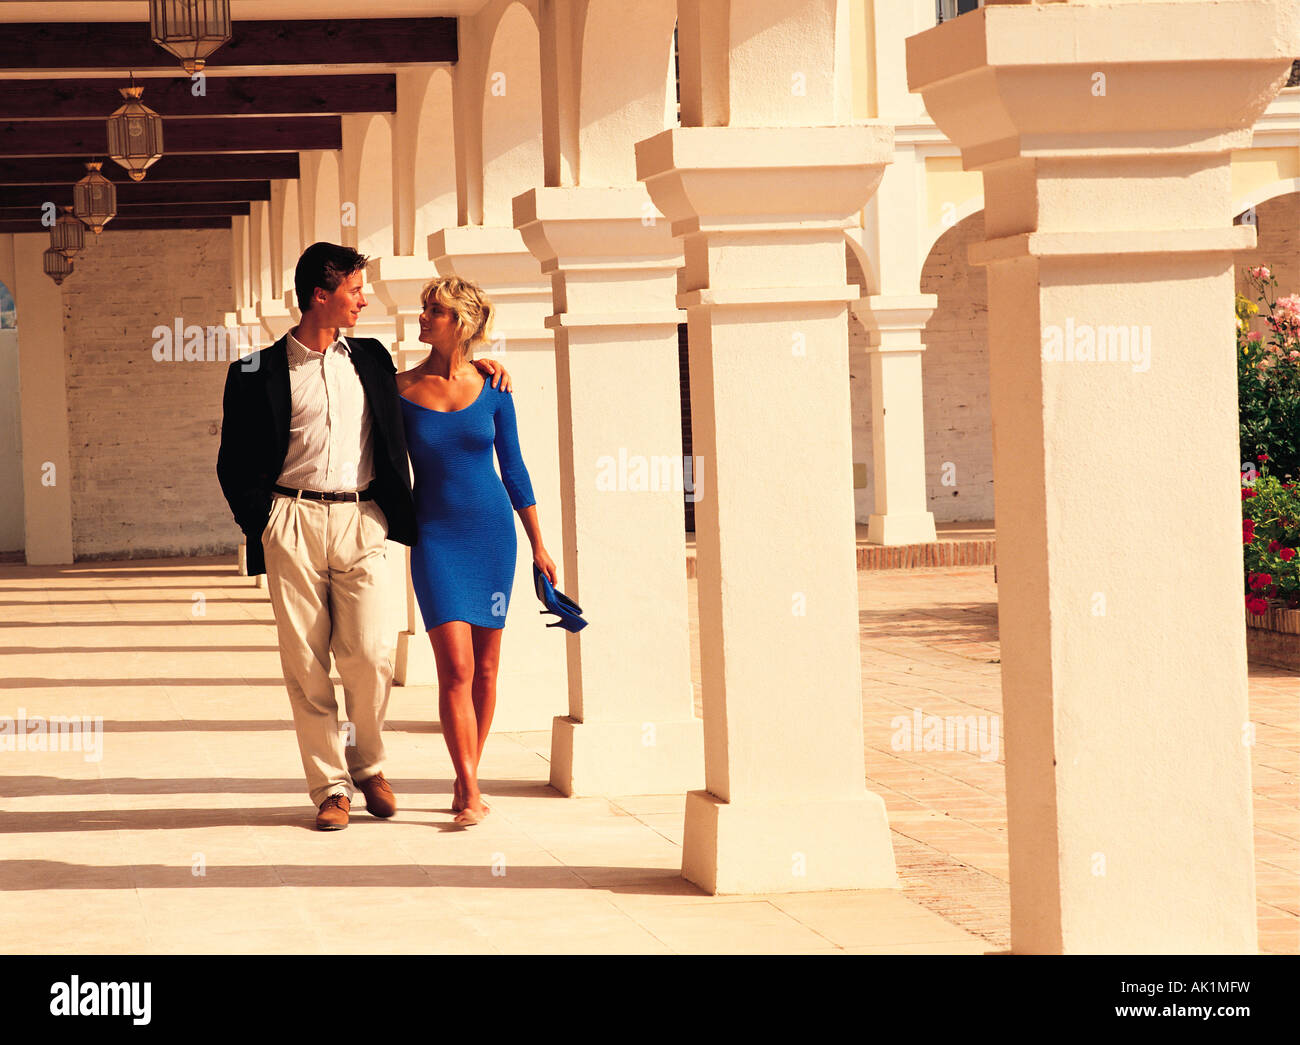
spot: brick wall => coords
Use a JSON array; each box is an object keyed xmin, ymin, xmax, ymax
[
  {"xmin": 1234, "ymin": 192, "xmax": 1300, "ymax": 313},
  {"xmin": 850, "ymin": 216, "xmax": 995, "ymax": 525},
  {"xmin": 919, "ymin": 213, "xmax": 993, "ymax": 523},
  {"xmin": 847, "ymin": 245, "xmax": 877, "ymax": 523},
  {"xmin": 62, "ymin": 229, "xmax": 241, "ymax": 560}
]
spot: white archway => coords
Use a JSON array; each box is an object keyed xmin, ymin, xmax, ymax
[
  {"xmin": 578, "ymin": 0, "xmax": 677, "ymax": 185},
  {"xmin": 480, "ymin": 2, "xmax": 543, "ymax": 224}
]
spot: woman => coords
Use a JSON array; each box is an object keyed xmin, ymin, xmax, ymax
[{"xmin": 396, "ymin": 276, "xmax": 557, "ymax": 825}]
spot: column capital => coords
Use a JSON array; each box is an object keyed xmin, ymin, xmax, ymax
[
  {"xmin": 513, "ymin": 185, "xmax": 681, "ymax": 269},
  {"xmin": 636, "ymin": 124, "xmax": 895, "ymax": 237},
  {"xmin": 513, "ymin": 186, "xmax": 684, "ymax": 333},
  {"xmin": 854, "ymin": 293, "xmax": 939, "ymax": 352},
  {"xmin": 907, "ymin": 2, "xmax": 1299, "ymax": 169}
]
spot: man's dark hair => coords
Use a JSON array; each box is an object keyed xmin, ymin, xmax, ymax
[{"xmin": 294, "ymin": 242, "xmax": 369, "ymax": 313}]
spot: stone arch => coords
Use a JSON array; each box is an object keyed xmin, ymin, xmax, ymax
[
  {"xmin": 1233, "ymin": 190, "xmax": 1300, "ymax": 311},
  {"xmin": 920, "ymin": 194, "xmax": 984, "ymax": 267},
  {"xmin": 305, "ymin": 149, "xmax": 343, "ymax": 249},
  {"xmin": 578, "ymin": 0, "xmax": 677, "ymax": 185},
  {"xmin": 274, "ymin": 178, "xmax": 301, "ymax": 306},
  {"xmin": 481, "ymin": 2, "xmax": 543, "ymax": 224},
  {"xmin": 342, "ymin": 112, "xmax": 396, "ymax": 257},
  {"xmin": 1233, "ymin": 177, "xmax": 1300, "ymax": 218},
  {"xmin": 844, "ymin": 229, "xmax": 880, "ymax": 296},
  {"xmin": 919, "ymin": 209, "xmax": 994, "ymax": 524},
  {"xmin": 406, "ymin": 67, "xmax": 457, "ymax": 252}
]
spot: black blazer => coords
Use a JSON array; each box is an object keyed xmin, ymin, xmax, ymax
[{"xmin": 216, "ymin": 333, "xmax": 417, "ymax": 575}]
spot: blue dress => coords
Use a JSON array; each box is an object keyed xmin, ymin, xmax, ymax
[{"xmin": 399, "ymin": 377, "xmax": 536, "ymax": 630}]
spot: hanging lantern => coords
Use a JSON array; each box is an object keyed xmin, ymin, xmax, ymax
[
  {"xmin": 149, "ymin": 0, "xmax": 232, "ymax": 75},
  {"xmin": 106, "ymin": 83, "xmax": 164, "ymax": 182},
  {"xmin": 50, "ymin": 206, "xmax": 85, "ymax": 259},
  {"xmin": 43, "ymin": 247, "xmax": 73, "ymax": 286},
  {"xmin": 73, "ymin": 161, "xmax": 117, "ymax": 235}
]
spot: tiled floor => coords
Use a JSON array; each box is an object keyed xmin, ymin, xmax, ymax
[
  {"xmin": 851, "ymin": 567, "xmax": 1299, "ymax": 955},
  {"xmin": 0, "ymin": 556, "xmax": 1294, "ymax": 954}
]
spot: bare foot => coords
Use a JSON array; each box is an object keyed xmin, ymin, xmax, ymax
[
  {"xmin": 452, "ymin": 779, "xmax": 490, "ymax": 813},
  {"xmin": 453, "ymin": 783, "xmax": 489, "ymax": 825}
]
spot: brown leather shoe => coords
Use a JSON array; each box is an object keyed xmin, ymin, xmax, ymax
[
  {"xmin": 355, "ymin": 772, "xmax": 396, "ymax": 818},
  {"xmin": 315, "ymin": 793, "xmax": 350, "ymax": 830}
]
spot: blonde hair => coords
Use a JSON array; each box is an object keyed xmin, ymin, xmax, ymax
[{"xmin": 419, "ymin": 276, "xmax": 495, "ymax": 361}]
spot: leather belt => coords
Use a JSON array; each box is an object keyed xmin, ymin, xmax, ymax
[{"xmin": 272, "ymin": 483, "xmax": 374, "ymax": 503}]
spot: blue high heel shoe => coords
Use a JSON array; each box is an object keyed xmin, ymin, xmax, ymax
[{"xmin": 533, "ymin": 564, "xmax": 589, "ymax": 632}]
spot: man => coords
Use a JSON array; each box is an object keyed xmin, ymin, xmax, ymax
[{"xmin": 217, "ymin": 242, "xmax": 511, "ymax": 830}]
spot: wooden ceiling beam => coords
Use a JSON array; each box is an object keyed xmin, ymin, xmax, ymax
[
  {"xmin": 0, "ymin": 202, "xmax": 250, "ymax": 219},
  {"xmin": 0, "ymin": 153, "xmax": 300, "ymax": 186},
  {"xmin": 0, "ymin": 19, "xmax": 456, "ymax": 70},
  {"xmin": 2, "ymin": 181, "xmax": 271, "ymax": 208},
  {"xmin": 0, "ymin": 74, "xmax": 396, "ymax": 120},
  {"xmin": 0, "ymin": 116, "xmax": 339, "ymax": 156},
  {"xmin": 0, "ymin": 217, "xmax": 232, "ymax": 233}
]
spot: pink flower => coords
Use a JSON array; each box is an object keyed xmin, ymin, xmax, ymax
[
  {"xmin": 1249, "ymin": 266, "xmax": 1272, "ymax": 281},
  {"xmin": 1248, "ymin": 330, "xmax": 1263, "ymax": 342}
]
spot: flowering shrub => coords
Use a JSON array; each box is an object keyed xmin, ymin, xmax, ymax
[
  {"xmin": 1242, "ymin": 453, "xmax": 1300, "ymax": 617},
  {"xmin": 1238, "ymin": 265, "xmax": 1300, "ymax": 481}
]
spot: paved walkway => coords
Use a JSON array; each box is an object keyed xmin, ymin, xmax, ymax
[{"xmin": 0, "ymin": 557, "xmax": 1293, "ymax": 953}]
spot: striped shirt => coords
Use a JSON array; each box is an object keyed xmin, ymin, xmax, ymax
[{"xmin": 275, "ymin": 329, "xmax": 375, "ymax": 493}]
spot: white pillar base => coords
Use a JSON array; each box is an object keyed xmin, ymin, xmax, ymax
[
  {"xmin": 394, "ymin": 628, "xmax": 435, "ymax": 686},
  {"xmin": 549, "ymin": 716, "xmax": 704, "ymax": 797},
  {"xmin": 681, "ymin": 790, "xmax": 899, "ymax": 895},
  {"xmin": 866, "ymin": 510, "xmax": 937, "ymax": 546}
]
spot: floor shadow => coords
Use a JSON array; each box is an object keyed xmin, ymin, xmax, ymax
[
  {"xmin": 0, "ymin": 782, "xmax": 566, "ymax": 826},
  {"xmin": 0, "ymin": 859, "xmax": 706, "ymax": 896},
  {"xmin": 0, "ymin": 646, "xmax": 280, "ymax": 655},
  {"xmin": 0, "ymin": 774, "xmax": 536, "ymax": 797},
  {"xmin": 0, "ymin": 719, "xmax": 445, "ymax": 734}
]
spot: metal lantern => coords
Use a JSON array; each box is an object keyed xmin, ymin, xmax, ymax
[
  {"xmin": 149, "ymin": 0, "xmax": 232, "ymax": 74},
  {"xmin": 43, "ymin": 247, "xmax": 73, "ymax": 286},
  {"xmin": 106, "ymin": 84, "xmax": 164, "ymax": 182},
  {"xmin": 50, "ymin": 206, "xmax": 85, "ymax": 259},
  {"xmin": 73, "ymin": 161, "xmax": 117, "ymax": 235}
]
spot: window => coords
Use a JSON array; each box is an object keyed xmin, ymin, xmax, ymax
[{"xmin": 936, "ymin": 0, "xmax": 982, "ymax": 25}]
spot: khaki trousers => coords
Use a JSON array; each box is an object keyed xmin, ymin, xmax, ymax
[{"xmin": 261, "ymin": 492, "xmax": 392, "ymax": 807}]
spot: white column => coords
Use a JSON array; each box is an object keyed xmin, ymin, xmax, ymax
[
  {"xmin": 854, "ymin": 294, "xmax": 938, "ymax": 544},
  {"xmin": 638, "ymin": 124, "xmax": 900, "ymax": 893},
  {"xmin": 515, "ymin": 185, "xmax": 703, "ymax": 796},
  {"xmin": 907, "ymin": 0, "xmax": 1299, "ymax": 952},
  {"xmin": 11, "ymin": 234, "xmax": 73, "ymax": 565}
]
